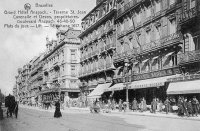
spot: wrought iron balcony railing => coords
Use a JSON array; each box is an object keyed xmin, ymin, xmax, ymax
[
  {"xmin": 117, "ymin": 0, "xmax": 142, "ymax": 19},
  {"xmin": 178, "ymin": 50, "xmax": 200, "ymax": 65},
  {"xmin": 177, "ymin": 7, "xmax": 198, "ymax": 25}
]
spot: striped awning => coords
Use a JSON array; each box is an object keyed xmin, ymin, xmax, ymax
[
  {"xmin": 167, "ymin": 80, "xmax": 200, "ymax": 94},
  {"xmin": 130, "ymin": 75, "xmax": 178, "ymax": 89},
  {"xmin": 88, "ymin": 83, "xmax": 112, "ymax": 98},
  {"xmin": 105, "ymin": 83, "xmax": 125, "ymax": 92}
]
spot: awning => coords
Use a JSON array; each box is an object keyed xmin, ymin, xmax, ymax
[
  {"xmin": 105, "ymin": 83, "xmax": 125, "ymax": 92},
  {"xmin": 142, "ymin": 59, "xmax": 149, "ymax": 63},
  {"xmin": 152, "ymin": 56, "xmax": 159, "ymax": 60},
  {"xmin": 130, "ymin": 75, "xmax": 177, "ymax": 89},
  {"xmin": 167, "ymin": 80, "xmax": 200, "ymax": 94},
  {"xmin": 165, "ymin": 52, "xmax": 174, "ymax": 57},
  {"xmin": 87, "ymin": 83, "xmax": 112, "ymax": 98}
]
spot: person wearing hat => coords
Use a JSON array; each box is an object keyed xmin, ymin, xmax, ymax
[
  {"xmin": 0, "ymin": 101, "xmax": 3, "ymax": 120},
  {"xmin": 14, "ymin": 101, "xmax": 19, "ymax": 118},
  {"xmin": 164, "ymin": 97, "xmax": 170, "ymax": 114},
  {"xmin": 132, "ymin": 98, "xmax": 138, "ymax": 112},
  {"xmin": 54, "ymin": 98, "xmax": 62, "ymax": 118},
  {"xmin": 151, "ymin": 98, "xmax": 157, "ymax": 114},
  {"xmin": 192, "ymin": 96, "xmax": 199, "ymax": 117}
]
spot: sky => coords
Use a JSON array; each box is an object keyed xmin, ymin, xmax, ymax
[{"xmin": 0, "ymin": 0, "xmax": 95, "ymax": 95}]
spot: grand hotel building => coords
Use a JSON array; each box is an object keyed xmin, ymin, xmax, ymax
[{"xmin": 79, "ymin": 0, "xmax": 200, "ymax": 105}]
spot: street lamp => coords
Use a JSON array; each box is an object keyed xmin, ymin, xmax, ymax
[
  {"xmin": 57, "ymin": 77, "xmax": 62, "ymax": 99},
  {"xmin": 124, "ymin": 58, "xmax": 130, "ymax": 110}
]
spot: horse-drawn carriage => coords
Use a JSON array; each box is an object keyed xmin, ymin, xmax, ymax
[{"xmin": 5, "ymin": 95, "xmax": 16, "ymax": 117}]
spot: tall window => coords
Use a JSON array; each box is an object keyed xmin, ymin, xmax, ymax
[
  {"xmin": 169, "ymin": 0, "xmax": 175, "ymax": 5},
  {"xmin": 155, "ymin": 1, "xmax": 161, "ymax": 13},
  {"xmin": 155, "ymin": 25, "xmax": 161, "ymax": 40},
  {"xmin": 146, "ymin": 30, "xmax": 151, "ymax": 43},
  {"xmin": 190, "ymin": 0, "xmax": 195, "ymax": 9},
  {"xmin": 71, "ymin": 49, "xmax": 76, "ymax": 62},
  {"xmin": 136, "ymin": 12, "xmax": 141, "ymax": 23},
  {"xmin": 146, "ymin": 6, "xmax": 151, "ymax": 18},
  {"xmin": 169, "ymin": 19, "xmax": 176, "ymax": 34},
  {"xmin": 193, "ymin": 35, "xmax": 200, "ymax": 50},
  {"xmin": 121, "ymin": 21, "xmax": 124, "ymax": 31},
  {"xmin": 71, "ymin": 65, "xmax": 76, "ymax": 76}
]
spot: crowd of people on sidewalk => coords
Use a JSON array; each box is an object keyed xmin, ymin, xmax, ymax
[{"xmin": 89, "ymin": 96, "xmax": 200, "ymax": 117}]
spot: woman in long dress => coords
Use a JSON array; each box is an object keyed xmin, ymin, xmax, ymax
[{"xmin": 54, "ymin": 99, "xmax": 62, "ymax": 118}]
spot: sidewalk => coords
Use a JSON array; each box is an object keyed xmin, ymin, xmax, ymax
[{"xmin": 19, "ymin": 105, "xmax": 200, "ymax": 121}]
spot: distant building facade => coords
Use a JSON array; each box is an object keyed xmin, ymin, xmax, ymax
[
  {"xmin": 41, "ymin": 27, "xmax": 81, "ymax": 98},
  {"xmin": 14, "ymin": 27, "xmax": 81, "ymax": 104}
]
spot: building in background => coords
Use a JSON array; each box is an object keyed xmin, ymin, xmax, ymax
[
  {"xmin": 14, "ymin": 27, "xmax": 81, "ymax": 104},
  {"xmin": 78, "ymin": 0, "xmax": 117, "ymax": 100},
  {"xmin": 27, "ymin": 54, "xmax": 44, "ymax": 105},
  {"xmin": 40, "ymin": 26, "xmax": 81, "ymax": 100}
]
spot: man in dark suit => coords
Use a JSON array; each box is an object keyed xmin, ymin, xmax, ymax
[{"xmin": 192, "ymin": 96, "xmax": 199, "ymax": 117}]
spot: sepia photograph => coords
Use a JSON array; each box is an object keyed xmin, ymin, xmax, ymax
[{"xmin": 0, "ymin": 0, "xmax": 200, "ymax": 131}]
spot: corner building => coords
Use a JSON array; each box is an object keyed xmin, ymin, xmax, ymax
[
  {"xmin": 41, "ymin": 27, "xmax": 81, "ymax": 100},
  {"xmin": 79, "ymin": 0, "xmax": 117, "ymax": 100}
]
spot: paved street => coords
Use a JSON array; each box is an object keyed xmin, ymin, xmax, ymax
[{"xmin": 1, "ymin": 107, "xmax": 200, "ymax": 131}]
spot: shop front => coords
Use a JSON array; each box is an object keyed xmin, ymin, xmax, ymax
[
  {"xmin": 129, "ymin": 75, "xmax": 179, "ymax": 104},
  {"xmin": 167, "ymin": 74, "xmax": 200, "ymax": 100}
]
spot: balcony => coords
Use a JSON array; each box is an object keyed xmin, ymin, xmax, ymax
[
  {"xmin": 79, "ymin": 7, "xmax": 116, "ymax": 38},
  {"xmin": 100, "ymin": 46, "xmax": 105, "ymax": 53},
  {"xmin": 178, "ymin": 7, "xmax": 198, "ymax": 27},
  {"xmin": 117, "ymin": 30, "xmax": 126, "ymax": 39},
  {"xmin": 113, "ymin": 50, "xmax": 134, "ymax": 63},
  {"xmin": 141, "ymin": 40, "xmax": 161, "ymax": 52},
  {"xmin": 70, "ymin": 59, "xmax": 77, "ymax": 63},
  {"xmin": 117, "ymin": 0, "xmax": 142, "ymax": 19},
  {"xmin": 161, "ymin": 32, "xmax": 181, "ymax": 47},
  {"xmin": 153, "ymin": 11, "xmax": 162, "ymax": 21},
  {"xmin": 140, "ymin": 32, "xmax": 181, "ymax": 54},
  {"xmin": 178, "ymin": 50, "xmax": 200, "ymax": 65},
  {"xmin": 71, "ymin": 73, "xmax": 77, "ymax": 77},
  {"xmin": 107, "ymin": 25, "xmax": 115, "ymax": 33},
  {"xmin": 143, "ymin": 16, "xmax": 152, "ymax": 26},
  {"xmin": 166, "ymin": 2, "xmax": 177, "ymax": 14},
  {"xmin": 106, "ymin": 62, "xmax": 114, "ymax": 69},
  {"xmin": 88, "ymin": 52, "xmax": 92, "ymax": 58},
  {"xmin": 91, "ymin": 50, "xmax": 96, "ymax": 56}
]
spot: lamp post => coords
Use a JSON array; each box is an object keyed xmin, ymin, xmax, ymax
[
  {"xmin": 124, "ymin": 58, "xmax": 130, "ymax": 110},
  {"xmin": 57, "ymin": 77, "xmax": 61, "ymax": 99},
  {"xmin": 85, "ymin": 85, "xmax": 89, "ymax": 107}
]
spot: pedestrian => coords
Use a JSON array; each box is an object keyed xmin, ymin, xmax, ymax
[
  {"xmin": 54, "ymin": 99, "xmax": 62, "ymax": 118},
  {"xmin": 132, "ymin": 98, "xmax": 138, "ymax": 112},
  {"xmin": 164, "ymin": 97, "xmax": 170, "ymax": 114},
  {"xmin": 151, "ymin": 98, "xmax": 157, "ymax": 113},
  {"xmin": 183, "ymin": 98, "xmax": 189, "ymax": 117},
  {"xmin": 187, "ymin": 100, "xmax": 193, "ymax": 117},
  {"xmin": 192, "ymin": 96, "xmax": 199, "ymax": 117},
  {"xmin": 142, "ymin": 97, "xmax": 147, "ymax": 111},
  {"xmin": 14, "ymin": 101, "xmax": 19, "ymax": 118},
  {"xmin": 119, "ymin": 99, "xmax": 122, "ymax": 112},
  {"xmin": 158, "ymin": 100, "xmax": 163, "ymax": 112},
  {"xmin": 0, "ymin": 102, "xmax": 3, "ymax": 120},
  {"xmin": 177, "ymin": 97, "xmax": 184, "ymax": 116}
]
